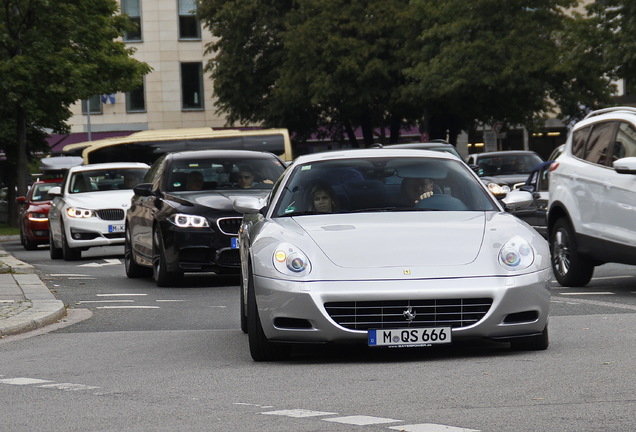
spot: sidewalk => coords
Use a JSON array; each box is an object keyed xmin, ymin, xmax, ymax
[{"xmin": 0, "ymin": 240, "xmax": 66, "ymax": 338}]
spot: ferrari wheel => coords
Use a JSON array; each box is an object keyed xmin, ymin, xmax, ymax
[
  {"xmin": 510, "ymin": 325, "xmax": 549, "ymax": 351},
  {"xmin": 247, "ymin": 264, "xmax": 289, "ymax": 361}
]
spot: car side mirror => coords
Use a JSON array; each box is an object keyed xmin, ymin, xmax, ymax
[
  {"xmin": 613, "ymin": 157, "xmax": 636, "ymax": 175},
  {"xmin": 48, "ymin": 186, "xmax": 62, "ymax": 196},
  {"xmin": 133, "ymin": 183, "xmax": 153, "ymax": 197},
  {"xmin": 502, "ymin": 190, "xmax": 533, "ymax": 211},
  {"xmin": 16, "ymin": 196, "xmax": 26, "ymax": 204},
  {"xmin": 233, "ymin": 196, "xmax": 266, "ymax": 214}
]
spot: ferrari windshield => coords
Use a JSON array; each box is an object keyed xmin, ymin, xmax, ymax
[{"xmin": 273, "ymin": 156, "xmax": 499, "ymax": 216}]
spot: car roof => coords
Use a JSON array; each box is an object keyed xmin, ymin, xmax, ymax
[
  {"xmin": 471, "ymin": 150, "xmax": 540, "ymax": 157},
  {"xmin": 167, "ymin": 149, "xmax": 281, "ymax": 160},
  {"xmin": 68, "ymin": 162, "xmax": 150, "ymax": 173},
  {"xmin": 294, "ymin": 148, "xmax": 457, "ymax": 165}
]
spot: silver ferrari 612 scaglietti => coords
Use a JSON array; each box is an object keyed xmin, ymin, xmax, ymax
[{"xmin": 234, "ymin": 149, "xmax": 551, "ymax": 361}]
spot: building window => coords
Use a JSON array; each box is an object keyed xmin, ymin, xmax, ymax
[
  {"xmin": 122, "ymin": 0, "xmax": 142, "ymax": 42},
  {"xmin": 81, "ymin": 95, "xmax": 102, "ymax": 115},
  {"xmin": 178, "ymin": 0, "xmax": 200, "ymax": 40},
  {"xmin": 181, "ymin": 62, "xmax": 204, "ymax": 110},
  {"xmin": 126, "ymin": 82, "xmax": 146, "ymax": 113}
]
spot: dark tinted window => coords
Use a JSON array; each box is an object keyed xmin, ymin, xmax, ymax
[
  {"xmin": 571, "ymin": 127, "xmax": 589, "ymax": 159},
  {"xmin": 585, "ymin": 121, "xmax": 617, "ymax": 165}
]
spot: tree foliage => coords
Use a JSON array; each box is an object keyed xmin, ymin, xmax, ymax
[
  {"xmin": 0, "ymin": 0, "xmax": 150, "ymax": 224},
  {"xmin": 198, "ymin": 0, "xmax": 619, "ymax": 149}
]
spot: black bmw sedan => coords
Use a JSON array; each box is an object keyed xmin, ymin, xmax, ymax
[{"xmin": 124, "ymin": 149, "xmax": 287, "ymax": 286}]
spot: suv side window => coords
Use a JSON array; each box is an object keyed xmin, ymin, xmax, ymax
[
  {"xmin": 584, "ymin": 121, "xmax": 617, "ymax": 166},
  {"xmin": 571, "ymin": 126, "xmax": 589, "ymax": 159},
  {"xmin": 614, "ymin": 122, "xmax": 636, "ymax": 161}
]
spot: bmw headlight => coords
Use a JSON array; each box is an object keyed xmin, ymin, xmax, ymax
[
  {"xmin": 66, "ymin": 208, "xmax": 94, "ymax": 218},
  {"xmin": 499, "ymin": 235, "xmax": 534, "ymax": 270},
  {"xmin": 487, "ymin": 182, "xmax": 511, "ymax": 196},
  {"xmin": 168, "ymin": 213, "xmax": 209, "ymax": 228},
  {"xmin": 273, "ymin": 243, "xmax": 311, "ymax": 276}
]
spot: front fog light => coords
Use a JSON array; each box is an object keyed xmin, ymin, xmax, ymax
[
  {"xmin": 273, "ymin": 243, "xmax": 311, "ymax": 276},
  {"xmin": 499, "ymin": 235, "xmax": 534, "ymax": 270}
]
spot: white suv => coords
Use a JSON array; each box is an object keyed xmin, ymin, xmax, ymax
[{"xmin": 548, "ymin": 106, "xmax": 636, "ymax": 286}]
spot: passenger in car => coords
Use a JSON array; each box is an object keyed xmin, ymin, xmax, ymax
[
  {"xmin": 186, "ymin": 171, "xmax": 204, "ymax": 190},
  {"xmin": 401, "ymin": 178, "xmax": 436, "ymax": 206},
  {"xmin": 309, "ymin": 183, "xmax": 337, "ymax": 213}
]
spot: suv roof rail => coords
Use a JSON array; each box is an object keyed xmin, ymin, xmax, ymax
[{"xmin": 584, "ymin": 106, "xmax": 636, "ymax": 119}]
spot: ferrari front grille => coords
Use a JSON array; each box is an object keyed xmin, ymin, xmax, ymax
[{"xmin": 324, "ymin": 298, "xmax": 493, "ymax": 330}]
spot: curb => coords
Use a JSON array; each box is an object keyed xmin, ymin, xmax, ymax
[{"xmin": 0, "ymin": 246, "xmax": 67, "ymax": 338}]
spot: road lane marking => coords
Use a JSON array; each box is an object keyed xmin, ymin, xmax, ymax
[
  {"xmin": 324, "ymin": 415, "xmax": 402, "ymax": 425},
  {"xmin": 96, "ymin": 293, "xmax": 148, "ymax": 296},
  {"xmin": 388, "ymin": 424, "xmax": 480, "ymax": 432},
  {"xmin": 96, "ymin": 306, "xmax": 160, "ymax": 309},
  {"xmin": 558, "ymin": 292, "xmax": 614, "ymax": 295},
  {"xmin": 38, "ymin": 383, "xmax": 100, "ymax": 391},
  {"xmin": 260, "ymin": 409, "xmax": 337, "ymax": 418},
  {"xmin": 0, "ymin": 378, "xmax": 52, "ymax": 385},
  {"xmin": 551, "ymin": 295, "xmax": 636, "ymax": 311},
  {"xmin": 77, "ymin": 300, "xmax": 135, "ymax": 304},
  {"xmin": 156, "ymin": 300, "xmax": 188, "ymax": 302}
]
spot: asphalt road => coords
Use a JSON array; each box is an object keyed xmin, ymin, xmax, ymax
[{"xmin": 0, "ymin": 240, "xmax": 635, "ymax": 432}]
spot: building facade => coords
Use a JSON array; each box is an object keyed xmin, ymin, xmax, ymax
[{"xmin": 52, "ymin": 0, "xmax": 226, "ymax": 152}]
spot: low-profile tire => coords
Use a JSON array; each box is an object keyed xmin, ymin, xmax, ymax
[
  {"xmin": 510, "ymin": 325, "xmax": 549, "ymax": 351},
  {"xmin": 152, "ymin": 227, "xmax": 182, "ymax": 287},
  {"xmin": 124, "ymin": 227, "xmax": 152, "ymax": 278},
  {"xmin": 240, "ymin": 273, "xmax": 248, "ymax": 334},
  {"xmin": 21, "ymin": 229, "xmax": 37, "ymax": 251},
  {"xmin": 49, "ymin": 232, "xmax": 63, "ymax": 259},
  {"xmin": 247, "ymin": 264, "xmax": 289, "ymax": 361},
  {"xmin": 550, "ymin": 217, "xmax": 594, "ymax": 287},
  {"xmin": 62, "ymin": 229, "xmax": 81, "ymax": 261}
]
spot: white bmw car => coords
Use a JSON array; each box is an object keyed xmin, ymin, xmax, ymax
[
  {"xmin": 48, "ymin": 162, "xmax": 149, "ymax": 260},
  {"xmin": 234, "ymin": 149, "xmax": 552, "ymax": 361}
]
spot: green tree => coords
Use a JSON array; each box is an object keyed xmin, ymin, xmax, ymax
[
  {"xmin": 585, "ymin": 1, "xmax": 636, "ymax": 95},
  {"xmin": 198, "ymin": 0, "xmax": 616, "ymax": 150},
  {"xmin": 0, "ymin": 0, "xmax": 150, "ymax": 225}
]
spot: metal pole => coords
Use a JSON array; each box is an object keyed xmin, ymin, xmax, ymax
[{"xmin": 87, "ymin": 97, "xmax": 92, "ymax": 141}]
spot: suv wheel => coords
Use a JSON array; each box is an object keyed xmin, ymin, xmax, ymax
[{"xmin": 550, "ymin": 218, "xmax": 594, "ymax": 287}]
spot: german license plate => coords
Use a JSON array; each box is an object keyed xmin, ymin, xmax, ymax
[
  {"xmin": 109, "ymin": 224, "xmax": 125, "ymax": 233},
  {"xmin": 231, "ymin": 237, "xmax": 239, "ymax": 249},
  {"xmin": 368, "ymin": 327, "xmax": 452, "ymax": 347}
]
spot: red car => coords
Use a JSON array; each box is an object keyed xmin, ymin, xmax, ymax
[{"xmin": 16, "ymin": 178, "xmax": 63, "ymax": 250}]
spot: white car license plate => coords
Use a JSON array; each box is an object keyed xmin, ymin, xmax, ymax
[
  {"xmin": 109, "ymin": 224, "xmax": 125, "ymax": 233},
  {"xmin": 231, "ymin": 237, "xmax": 239, "ymax": 249},
  {"xmin": 368, "ymin": 327, "xmax": 452, "ymax": 347}
]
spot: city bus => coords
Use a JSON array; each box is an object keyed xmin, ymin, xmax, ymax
[{"xmin": 61, "ymin": 128, "xmax": 293, "ymax": 165}]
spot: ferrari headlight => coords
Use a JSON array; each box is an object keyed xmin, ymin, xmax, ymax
[
  {"xmin": 67, "ymin": 208, "xmax": 94, "ymax": 218},
  {"xmin": 487, "ymin": 182, "xmax": 510, "ymax": 196},
  {"xmin": 499, "ymin": 235, "xmax": 534, "ymax": 270},
  {"xmin": 168, "ymin": 213, "xmax": 209, "ymax": 228},
  {"xmin": 273, "ymin": 243, "xmax": 311, "ymax": 276}
]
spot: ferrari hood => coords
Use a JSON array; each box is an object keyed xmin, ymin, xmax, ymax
[{"xmin": 293, "ymin": 212, "xmax": 486, "ymax": 268}]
